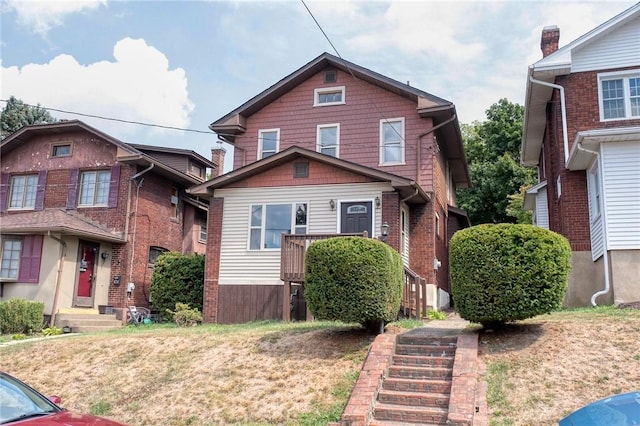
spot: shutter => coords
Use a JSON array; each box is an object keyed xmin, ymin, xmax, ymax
[
  {"xmin": 66, "ymin": 168, "xmax": 79, "ymax": 210},
  {"xmin": 17, "ymin": 235, "xmax": 43, "ymax": 283},
  {"xmin": 35, "ymin": 170, "xmax": 47, "ymax": 211},
  {"xmin": 0, "ymin": 173, "xmax": 8, "ymax": 213},
  {"xmin": 108, "ymin": 164, "xmax": 121, "ymax": 208}
]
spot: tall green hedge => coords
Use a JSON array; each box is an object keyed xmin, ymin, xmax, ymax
[
  {"xmin": 450, "ymin": 224, "xmax": 571, "ymax": 327},
  {"xmin": 0, "ymin": 298, "xmax": 44, "ymax": 334},
  {"xmin": 304, "ymin": 237, "xmax": 403, "ymax": 332},
  {"xmin": 149, "ymin": 252, "xmax": 204, "ymax": 319}
]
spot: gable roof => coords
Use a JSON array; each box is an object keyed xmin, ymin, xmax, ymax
[
  {"xmin": 0, "ymin": 120, "xmax": 209, "ymax": 186},
  {"xmin": 188, "ymin": 146, "xmax": 431, "ymax": 204},
  {"xmin": 210, "ymin": 52, "xmax": 456, "ymax": 142},
  {"xmin": 521, "ymin": 3, "xmax": 640, "ymax": 165}
]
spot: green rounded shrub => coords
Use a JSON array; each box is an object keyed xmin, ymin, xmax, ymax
[
  {"xmin": 0, "ymin": 298, "xmax": 44, "ymax": 334},
  {"xmin": 149, "ymin": 252, "xmax": 204, "ymax": 319},
  {"xmin": 450, "ymin": 224, "xmax": 571, "ymax": 327},
  {"xmin": 304, "ymin": 237, "xmax": 403, "ymax": 332}
]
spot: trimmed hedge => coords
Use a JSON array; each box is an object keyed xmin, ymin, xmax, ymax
[
  {"xmin": 149, "ymin": 252, "xmax": 204, "ymax": 319},
  {"xmin": 0, "ymin": 298, "xmax": 44, "ymax": 334},
  {"xmin": 450, "ymin": 224, "xmax": 571, "ymax": 327},
  {"xmin": 304, "ymin": 237, "xmax": 403, "ymax": 331}
]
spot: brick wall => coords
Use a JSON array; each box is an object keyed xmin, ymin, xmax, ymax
[{"xmin": 203, "ymin": 197, "xmax": 224, "ymax": 323}]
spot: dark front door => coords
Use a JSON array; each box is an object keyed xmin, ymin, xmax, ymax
[
  {"xmin": 340, "ymin": 201, "xmax": 373, "ymax": 235},
  {"xmin": 75, "ymin": 242, "xmax": 98, "ymax": 307}
]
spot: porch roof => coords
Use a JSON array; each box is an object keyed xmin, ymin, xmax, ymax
[
  {"xmin": 0, "ymin": 209, "xmax": 126, "ymax": 243},
  {"xmin": 188, "ymin": 146, "xmax": 431, "ymax": 204}
]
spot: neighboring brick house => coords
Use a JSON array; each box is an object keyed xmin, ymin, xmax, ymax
[
  {"xmin": 190, "ymin": 52, "xmax": 471, "ymax": 323},
  {"xmin": 522, "ymin": 4, "xmax": 640, "ymax": 307},
  {"xmin": 0, "ymin": 120, "xmax": 216, "ymax": 324}
]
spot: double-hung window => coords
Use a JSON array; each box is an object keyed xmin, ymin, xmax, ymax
[
  {"xmin": 0, "ymin": 235, "xmax": 42, "ymax": 282},
  {"xmin": 249, "ymin": 202, "xmax": 308, "ymax": 250},
  {"xmin": 317, "ymin": 124, "xmax": 339, "ymax": 157},
  {"xmin": 79, "ymin": 170, "xmax": 111, "ymax": 206},
  {"xmin": 599, "ymin": 70, "xmax": 640, "ymax": 120},
  {"xmin": 258, "ymin": 129, "xmax": 279, "ymax": 159},
  {"xmin": 1, "ymin": 238, "xmax": 22, "ymax": 279},
  {"xmin": 380, "ymin": 117, "xmax": 405, "ymax": 165},
  {"xmin": 8, "ymin": 175, "xmax": 38, "ymax": 210}
]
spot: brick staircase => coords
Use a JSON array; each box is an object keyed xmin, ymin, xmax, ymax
[
  {"xmin": 54, "ymin": 308, "xmax": 123, "ymax": 333},
  {"xmin": 370, "ymin": 334, "xmax": 457, "ymax": 425}
]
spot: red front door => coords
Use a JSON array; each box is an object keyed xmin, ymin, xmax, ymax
[{"xmin": 75, "ymin": 242, "xmax": 98, "ymax": 306}]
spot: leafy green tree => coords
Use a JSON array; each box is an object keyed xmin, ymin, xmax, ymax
[
  {"xmin": 457, "ymin": 99, "xmax": 536, "ymax": 224},
  {"xmin": 506, "ymin": 185, "xmax": 533, "ymax": 224},
  {"xmin": 1, "ymin": 96, "xmax": 57, "ymax": 139}
]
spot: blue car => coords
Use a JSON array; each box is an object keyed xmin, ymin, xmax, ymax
[{"xmin": 559, "ymin": 391, "xmax": 640, "ymax": 425}]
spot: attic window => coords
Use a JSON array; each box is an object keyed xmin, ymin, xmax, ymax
[
  {"xmin": 314, "ymin": 86, "xmax": 345, "ymax": 107},
  {"xmin": 293, "ymin": 162, "xmax": 308, "ymax": 178},
  {"xmin": 51, "ymin": 143, "xmax": 72, "ymax": 158},
  {"xmin": 324, "ymin": 69, "xmax": 337, "ymax": 83},
  {"xmin": 189, "ymin": 162, "xmax": 204, "ymax": 179}
]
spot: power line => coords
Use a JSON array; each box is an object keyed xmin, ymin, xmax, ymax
[{"xmin": 0, "ymin": 99, "xmax": 215, "ymax": 135}]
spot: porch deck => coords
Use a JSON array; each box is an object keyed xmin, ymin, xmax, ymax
[{"xmin": 280, "ymin": 233, "xmax": 428, "ymax": 321}]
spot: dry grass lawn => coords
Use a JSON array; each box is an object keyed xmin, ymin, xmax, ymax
[
  {"xmin": 0, "ymin": 321, "xmax": 377, "ymax": 426},
  {"xmin": 479, "ymin": 306, "xmax": 640, "ymax": 426}
]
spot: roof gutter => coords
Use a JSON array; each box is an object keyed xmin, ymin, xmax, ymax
[{"xmin": 529, "ymin": 77, "xmax": 569, "ymax": 167}]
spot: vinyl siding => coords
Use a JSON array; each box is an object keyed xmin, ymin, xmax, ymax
[
  {"xmin": 534, "ymin": 187, "xmax": 549, "ymax": 230},
  {"xmin": 216, "ymin": 182, "xmax": 391, "ymax": 285},
  {"xmin": 602, "ymin": 141, "xmax": 640, "ymax": 250},
  {"xmin": 588, "ymin": 162, "xmax": 605, "ymax": 260},
  {"xmin": 572, "ymin": 19, "xmax": 640, "ymax": 72}
]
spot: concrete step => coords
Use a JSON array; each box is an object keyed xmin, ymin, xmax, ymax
[
  {"xmin": 54, "ymin": 313, "xmax": 122, "ymax": 332},
  {"xmin": 377, "ymin": 389, "xmax": 449, "ymax": 408},
  {"xmin": 373, "ymin": 402, "xmax": 448, "ymax": 424},
  {"xmin": 387, "ymin": 365, "xmax": 452, "ymax": 380},
  {"xmin": 395, "ymin": 344, "xmax": 456, "ymax": 357},
  {"xmin": 393, "ymin": 354, "xmax": 455, "ymax": 368},
  {"xmin": 397, "ymin": 334, "xmax": 458, "ymax": 347},
  {"xmin": 382, "ymin": 377, "xmax": 452, "ymax": 394}
]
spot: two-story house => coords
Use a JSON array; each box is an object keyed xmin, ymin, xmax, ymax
[
  {"xmin": 0, "ymin": 120, "xmax": 217, "ymax": 326},
  {"xmin": 190, "ymin": 53, "xmax": 471, "ymax": 324},
  {"xmin": 522, "ymin": 4, "xmax": 640, "ymax": 307}
]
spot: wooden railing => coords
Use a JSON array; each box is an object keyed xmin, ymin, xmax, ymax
[
  {"xmin": 401, "ymin": 267, "xmax": 428, "ymax": 319},
  {"xmin": 279, "ymin": 231, "xmax": 429, "ymax": 321}
]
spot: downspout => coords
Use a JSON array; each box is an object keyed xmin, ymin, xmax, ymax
[
  {"xmin": 48, "ymin": 232, "xmax": 67, "ymax": 327},
  {"xmin": 127, "ymin": 163, "xmax": 154, "ymax": 302},
  {"xmin": 576, "ymin": 142, "xmax": 611, "ymax": 306},
  {"xmin": 529, "ymin": 77, "xmax": 569, "ymax": 166}
]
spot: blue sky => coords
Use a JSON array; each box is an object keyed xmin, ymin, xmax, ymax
[{"xmin": 1, "ymin": 0, "xmax": 637, "ymax": 172}]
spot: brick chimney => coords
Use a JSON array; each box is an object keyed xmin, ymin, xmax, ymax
[
  {"xmin": 541, "ymin": 25, "xmax": 560, "ymax": 57},
  {"xmin": 211, "ymin": 145, "xmax": 226, "ymax": 177}
]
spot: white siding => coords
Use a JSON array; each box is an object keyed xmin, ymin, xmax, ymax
[
  {"xmin": 216, "ymin": 182, "xmax": 392, "ymax": 285},
  {"xmin": 602, "ymin": 141, "xmax": 640, "ymax": 250},
  {"xmin": 534, "ymin": 187, "xmax": 549, "ymax": 229},
  {"xmin": 400, "ymin": 205, "xmax": 410, "ymax": 267},
  {"xmin": 572, "ymin": 19, "xmax": 640, "ymax": 72}
]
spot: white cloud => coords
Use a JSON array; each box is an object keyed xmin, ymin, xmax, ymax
[
  {"xmin": 1, "ymin": 38, "xmax": 194, "ymax": 137},
  {"xmin": 5, "ymin": 0, "xmax": 107, "ymax": 36}
]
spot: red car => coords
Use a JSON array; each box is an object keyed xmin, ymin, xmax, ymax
[{"xmin": 0, "ymin": 372, "xmax": 127, "ymax": 425}]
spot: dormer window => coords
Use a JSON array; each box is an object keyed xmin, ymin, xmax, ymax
[
  {"xmin": 314, "ymin": 86, "xmax": 345, "ymax": 107},
  {"xmin": 188, "ymin": 162, "xmax": 204, "ymax": 179}
]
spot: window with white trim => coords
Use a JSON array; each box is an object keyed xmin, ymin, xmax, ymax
[
  {"xmin": 79, "ymin": 170, "xmax": 111, "ymax": 206},
  {"xmin": 249, "ymin": 203, "xmax": 308, "ymax": 250},
  {"xmin": 380, "ymin": 118, "xmax": 405, "ymax": 165},
  {"xmin": 317, "ymin": 124, "xmax": 339, "ymax": 157},
  {"xmin": 588, "ymin": 163, "xmax": 601, "ymax": 221},
  {"xmin": 258, "ymin": 129, "xmax": 279, "ymax": 159},
  {"xmin": 598, "ymin": 70, "xmax": 640, "ymax": 120},
  {"xmin": 8, "ymin": 175, "xmax": 38, "ymax": 210},
  {"xmin": 314, "ymin": 86, "xmax": 345, "ymax": 107}
]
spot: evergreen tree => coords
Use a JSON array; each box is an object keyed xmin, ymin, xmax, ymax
[{"xmin": 1, "ymin": 96, "xmax": 57, "ymax": 139}]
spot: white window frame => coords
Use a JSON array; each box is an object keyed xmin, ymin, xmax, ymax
[
  {"xmin": 199, "ymin": 220, "xmax": 207, "ymax": 243},
  {"xmin": 78, "ymin": 170, "xmax": 110, "ymax": 207},
  {"xmin": 257, "ymin": 128, "xmax": 280, "ymax": 160},
  {"xmin": 588, "ymin": 162, "xmax": 602, "ymax": 223},
  {"xmin": 248, "ymin": 202, "xmax": 308, "ymax": 251},
  {"xmin": 316, "ymin": 123, "xmax": 340, "ymax": 158},
  {"xmin": 313, "ymin": 86, "xmax": 345, "ymax": 107},
  {"xmin": 379, "ymin": 117, "xmax": 405, "ymax": 165},
  {"xmin": 598, "ymin": 69, "xmax": 640, "ymax": 121},
  {"xmin": 1, "ymin": 237, "xmax": 22, "ymax": 279},
  {"xmin": 8, "ymin": 175, "xmax": 38, "ymax": 210}
]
